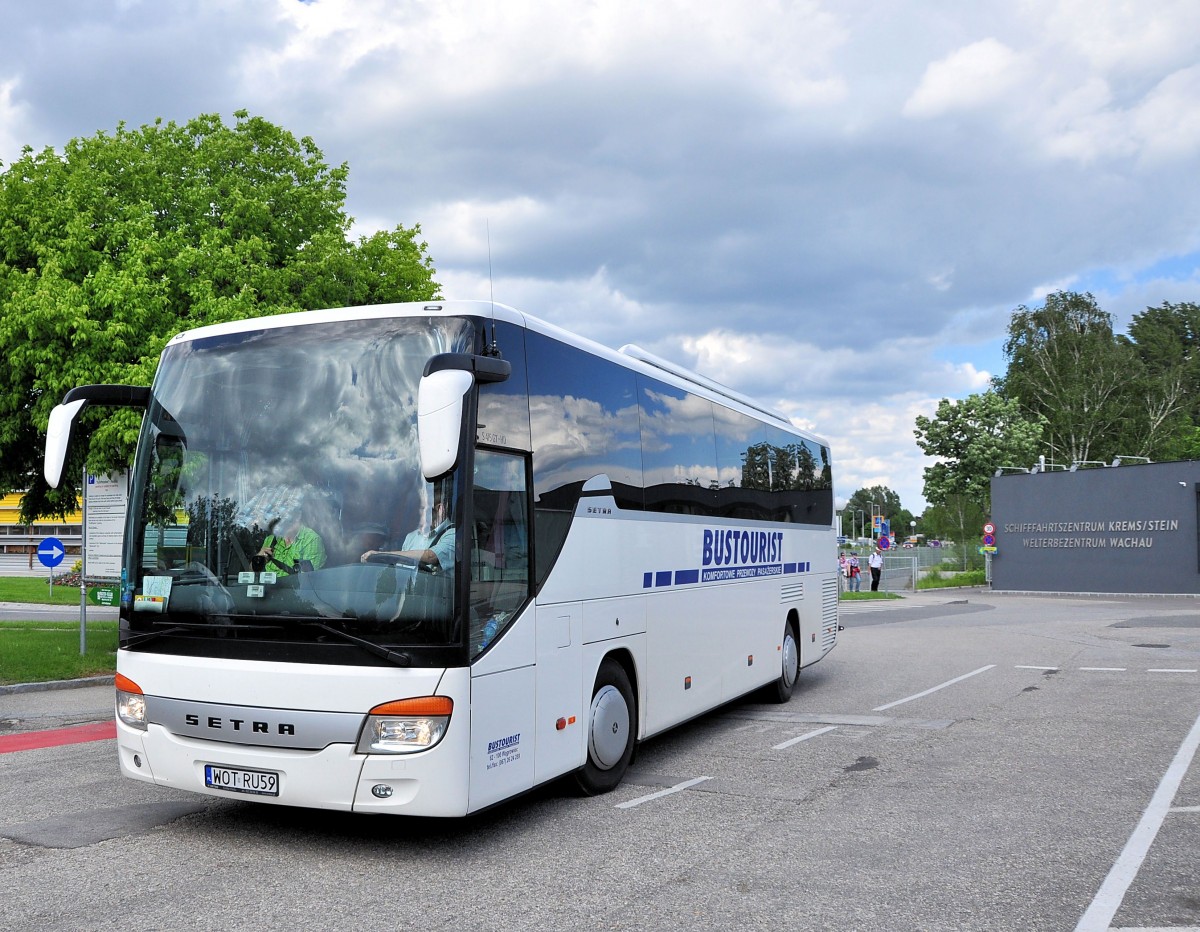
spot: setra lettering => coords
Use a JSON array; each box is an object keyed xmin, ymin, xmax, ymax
[{"xmin": 183, "ymin": 712, "xmax": 296, "ymax": 735}]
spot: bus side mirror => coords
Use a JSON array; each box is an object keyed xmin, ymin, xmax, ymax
[
  {"xmin": 417, "ymin": 369, "xmax": 474, "ymax": 480},
  {"xmin": 43, "ymin": 399, "xmax": 87, "ymax": 489},
  {"xmin": 42, "ymin": 384, "xmax": 150, "ymax": 489}
]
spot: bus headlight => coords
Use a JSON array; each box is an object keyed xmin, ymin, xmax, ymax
[
  {"xmin": 115, "ymin": 673, "xmax": 148, "ymax": 731},
  {"xmin": 356, "ymin": 696, "xmax": 453, "ymax": 754}
]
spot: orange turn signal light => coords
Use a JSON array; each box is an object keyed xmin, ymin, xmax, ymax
[
  {"xmin": 368, "ymin": 696, "xmax": 453, "ymax": 716},
  {"xmin": 115, "ymin": 673, "xmax": 142, "ymax": 694}
]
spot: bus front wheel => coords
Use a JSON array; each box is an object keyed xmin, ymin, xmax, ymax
[
  {"xmin": 575, "ymin": 658, "xmax": 635, "ymax": 795},
  {"xmin": 768, "ymin": 621, "xmax": 800, "ymax": 703}
]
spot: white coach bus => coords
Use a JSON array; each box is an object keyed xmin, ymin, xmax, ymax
[{"xmin": 44, "ymin": 301, "xmax": 838, "ymax": 816}]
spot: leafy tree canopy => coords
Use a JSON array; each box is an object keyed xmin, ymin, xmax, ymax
[
  {"xmin": 1123, "ymin": 300, "xmax": 1200, "ymax": 439},
  {"xmin": 841, "ymin": 485, "xmax": 910, "ymax": 539},
  {"xmin": 0, "ymin": 111, "xmax": 440, "ymax": 521},
  {"xmin": 920, "ymin": 494, "xmax": 987, "ymax": 546},
  {"xmin": 914, "ymin": 390, "xmax": 1044, "ymax": 515},
  {"xmin": 998, "ymin": 291, "xmax": 1182, "ymax": 465}
]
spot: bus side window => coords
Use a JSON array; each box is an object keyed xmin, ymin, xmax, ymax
[{"xmin": 470, "ymin": 449, "xmax": 531, "ymax": 656}]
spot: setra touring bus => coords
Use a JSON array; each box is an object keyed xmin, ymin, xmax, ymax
[{"xmin": 43, "ymin": 300, "xmax": 838, "ymax": 816}]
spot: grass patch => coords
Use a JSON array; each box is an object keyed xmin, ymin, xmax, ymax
[
  {"xmin": 0, "ymin": 620, "xmax": 118, "ymax": 685},
  {"xmin": 840, "ymin": 591, "xmax": 903, "ymax": 601},
  {"xmin": 0, "ymin": 576, "xmax": 84, "ymax": 605},
  {"xmin": 917, "ymin": 570, "xmax": 987, "ymax": 590}
]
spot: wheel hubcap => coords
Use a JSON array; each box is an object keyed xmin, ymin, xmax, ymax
[
  {"xmin": 589, "ymin": 684, "xmax": 629, "ymax": 770},
  {"xmin": 782, "ymin": 633, "xmax": 798, "ymax": 688}
]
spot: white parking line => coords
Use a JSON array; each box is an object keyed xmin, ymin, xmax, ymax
[
  {"xmin": 1074, "ymin": 707, "xmax": 1200, "ymax": 932},
  {"xmin": 872, "ymin": 665, "xmax": 996, "ymax": 712},
  {"xmin": 773, "ymin": 725, "xmax": 838, "ymax": 750},
  {"xmin": 1016, "ymin": 666, "xmax": 1197, "ymax": 675},
  {"xmin": 616, "ymin": 776, "xmax": 711, "ymax": 809}
]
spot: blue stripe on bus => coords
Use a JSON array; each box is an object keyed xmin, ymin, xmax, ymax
[{"xmin": 642, "ymin": 561, "xmax": 812, "ymax": 590}]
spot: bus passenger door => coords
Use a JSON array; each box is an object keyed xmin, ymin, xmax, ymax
[
  {"xmin": 467, "ymin": 448, "xmax": 539, "ymax": 811},
  {"xmin": 534, "ymin": 603, "xmax": 584, "ymax": 784}
]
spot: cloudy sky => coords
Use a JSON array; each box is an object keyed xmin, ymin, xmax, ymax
[{"xmin": 4, "ymin": 1, "xmax": 1200, "ymax": 513}]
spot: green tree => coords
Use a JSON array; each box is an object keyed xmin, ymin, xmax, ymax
[
  {"xmin": 842, "ymin": 485, "xmax": 906, "ymax": 538},
  {"xmin": 1123, "ymin": 300, "xmax": 1200, "ymax": 459},
  {"xmin": 0, "ymin": 111, "xmax": 440, "ymax": 521},
  {"xmin": 914, "ymin": 390, "xmax": 1044, "ymax": 514},
  {"xmin": 920, "ymin": 494, "xmax": 987, "ymax": 569},
  {"xmin": 999, "ymin": 291, "xmax": 1182, "ymax": 465}
]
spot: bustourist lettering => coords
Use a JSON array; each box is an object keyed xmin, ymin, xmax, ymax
[
  {"xmin": 699, "ymin": 529, "xmax": 785, "ymax": 581},
  {"xmin": 702, "ymin": 529, "xmax": 784, "ymax": 567},
  {"xmin": 486, "ymin": 732, "xmax": 521, "ymax": 771}
]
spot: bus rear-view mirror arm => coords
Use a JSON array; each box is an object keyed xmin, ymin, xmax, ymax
[{"xmin": 43, "ymin": 384, "xmax": 151, "ymax": 489}]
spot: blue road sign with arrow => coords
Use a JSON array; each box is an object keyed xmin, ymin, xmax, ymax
[{"xmin": 37, "ymin": 536, "xmax": 66, "ymax": 568}]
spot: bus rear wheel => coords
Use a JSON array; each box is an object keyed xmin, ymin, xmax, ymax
[
  {"xmin": 575, "ymin": 658, "xmax": 635, "ymax": 795},
  {"xmin": 768, "ymin": 621, "xmax": 800, "ymax": 703}
]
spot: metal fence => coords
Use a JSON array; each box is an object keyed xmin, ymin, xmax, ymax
[{"xmin": 839, "ymin": 543, "xmax": 984, "ymax": 591}]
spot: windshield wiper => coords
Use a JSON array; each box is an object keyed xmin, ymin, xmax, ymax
[
  {"xmin": 122, "ymin": 623, "xmax": 209, "ymax": 649},
  {"xmin": 298, "ymin": 621, "xmax": 413, "ymax": 667},
  {"xmin": 123, "ymin": 617, "xmax": 296, "ymax": 647},
  {"xmin": 122, "ymin": 615, "xmax": 412, "ymax": 666}
]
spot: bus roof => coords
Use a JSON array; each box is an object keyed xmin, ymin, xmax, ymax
[{"xmin": 164, "ymin": 300, "xmax": 829, "ymax": 448}]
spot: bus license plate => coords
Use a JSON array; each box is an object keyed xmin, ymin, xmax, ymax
[{"xmin": 204, "ymin": 764, "xmax": 279, "ymax": 796}]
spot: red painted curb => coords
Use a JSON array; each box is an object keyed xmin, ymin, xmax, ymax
[{"xmin": 0, "ymin": 720, "xmax": 116, "ymax": 754}]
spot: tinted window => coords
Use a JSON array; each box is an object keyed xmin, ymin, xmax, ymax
[
  {"xmin": 475, "ymin": 320, "xmax": 531, "ymax": 451},
  {"xmin": 714, "ymin": 404, "xmax": 833, "ymax": 525},
  {"xmin": 525, "ymin": 330, "xmax": 643, "ymax": 585},
  {"xmin": 638, "ymin": 376, "xmax": 718, "ymax": 515}
]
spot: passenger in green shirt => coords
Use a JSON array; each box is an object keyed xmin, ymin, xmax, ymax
[{"xmin": 256, "ymin": 495, "xmax": 327, "ymax": 575}]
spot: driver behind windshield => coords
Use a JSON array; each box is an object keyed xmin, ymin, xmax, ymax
[{"xmin": 360, "ymin": 481, "xmax": 455, "ymax": 571}]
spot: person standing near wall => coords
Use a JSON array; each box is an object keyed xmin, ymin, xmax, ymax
[{"xmin": 869, "ymin": 546, "xmax": 884, "ymax": 591}]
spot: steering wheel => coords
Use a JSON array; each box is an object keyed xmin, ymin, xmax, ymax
[{"xmin": 363, "ymin": 552, "xmax": 419, "ymax": 568}]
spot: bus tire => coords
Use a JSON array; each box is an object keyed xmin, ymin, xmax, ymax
[
  {"xmin": 575, "ymin": 658, "xmax": 635, "ymax": 796},
  {"xmin": 768, "ymin": 620, "xmax": 800, "ymax": 703}
]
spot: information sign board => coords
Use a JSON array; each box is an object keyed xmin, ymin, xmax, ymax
[{"xmin": 85, "ymin": 471, "xmax": 128, "ymax": 581}]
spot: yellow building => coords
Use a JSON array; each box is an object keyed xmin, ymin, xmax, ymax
[{"xmin": 0, "ymin": 492, "xmax": 83, "ymax": 572}]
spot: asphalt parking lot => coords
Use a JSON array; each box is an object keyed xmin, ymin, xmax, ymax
[{"xmin": 2, "ymin": 589, "xmax": 1199, "ymax": 931}]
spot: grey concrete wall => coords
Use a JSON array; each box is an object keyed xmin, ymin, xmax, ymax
[{"xmin": 990, "ymin": 461, "xmax": 1200, "ymax": 594}]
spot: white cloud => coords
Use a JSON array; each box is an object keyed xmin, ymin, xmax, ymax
[
  {"xmin": 903, "ymin": 38, "xmax": 1025, "ymax": 118},
  {"xmin": 0, "ymin": 76, "xmax": 32, "ymax": 166},
  {"xmin": 1035, "ymin": 0, "xmax": 1200, "ymax": 73}
]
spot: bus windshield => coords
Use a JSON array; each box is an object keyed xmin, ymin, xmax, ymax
[{"xmin": 125, "ymin": 315, "xmax": 474, "ymax": 660}]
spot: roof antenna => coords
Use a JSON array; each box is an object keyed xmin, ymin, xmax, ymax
[{"xmin": 484, "ymin": 220, "xmax": 500, "ymax": 357}]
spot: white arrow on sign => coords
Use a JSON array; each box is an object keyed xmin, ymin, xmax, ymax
[{"xmin": 38, "ymin": 543, "xmax": 64, "ymax": 560}]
